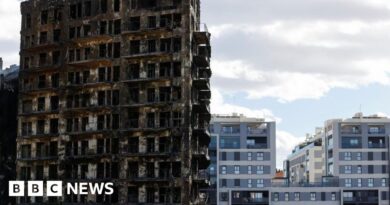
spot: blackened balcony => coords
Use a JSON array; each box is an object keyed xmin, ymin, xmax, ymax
[{"xmin": 194, "ymin": 24, "xmax": 211, "ymax": 45}]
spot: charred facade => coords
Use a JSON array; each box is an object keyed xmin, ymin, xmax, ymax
[{"xmin": 18, "ymin": 0, "xmax": 211, "ymax": 204}]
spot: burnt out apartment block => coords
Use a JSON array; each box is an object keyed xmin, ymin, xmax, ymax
[{"xmin": 18, "ymin": 0, "xmax": 211, "ymax": 204}]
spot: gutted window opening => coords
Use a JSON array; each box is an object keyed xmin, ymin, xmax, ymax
[
  {"xmin": 41, "ymin": 10, "xmax": 48, "ymax": 25},
  {"xmin": 129, "ymin": 17, "xmax": 140, "ymax": 31}
]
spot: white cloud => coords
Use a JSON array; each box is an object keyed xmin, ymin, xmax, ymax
[
  {"xmin": 210, "ymin": 88, "xmax": 281, "ymax": 122},
  {"xmin": 276, "ymin": 130, "xmax": 305, "ymax": 169},
  {"xmin": 0, "ymin": 0, "xmax": 20, "ymax": 69}
]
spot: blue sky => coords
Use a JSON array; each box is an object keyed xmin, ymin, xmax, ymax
[{"xmin": 2, "ymin": 0, "xmax": 390, "ymax": 168}]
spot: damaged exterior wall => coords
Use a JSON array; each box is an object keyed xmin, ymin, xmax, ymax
[{"xmin": 18, "ymin": 0, "xmax": 211, "ymax": 204}]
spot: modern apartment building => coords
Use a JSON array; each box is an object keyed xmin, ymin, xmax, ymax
[
  {"xmin": 322, "ymin": 113, "xmax": 390, "ymax": 205},
  {"xmin": 18, "ymin": 0, "xmax": 211, "ymax": 204},
  {"xmin": 272, "ymin": 113, "xmax": 390, "ymax": 205},
  {"xmin": 209, "ymin": 114, "xmax": 276, "ymax": 205},
  {"xmin": 285, "ymin": 128, "xmax": 323, "ymax": 184}
]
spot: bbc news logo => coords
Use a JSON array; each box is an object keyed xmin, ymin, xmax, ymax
[{"xmin": 9, "ymin": 181, "xmax": 114, "ymax": 196}]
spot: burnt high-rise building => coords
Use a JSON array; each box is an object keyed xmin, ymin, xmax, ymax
[{"xmin": 18, "ymin": 0, "xmax": 211, "ymax": 204}]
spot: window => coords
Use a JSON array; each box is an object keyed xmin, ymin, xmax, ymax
[
  {"xmin": 344, "ymin": 166, "xmax": 351, "ymax": 174},
  {"xmin": 345, "ymin": 178, "xmax": 352, "ymax": 187},
  {"xmin": 234, "ymin": 152, "xmax": 240, "ymax": 160},
  {"xmin": 331, "ymin": 192, "xmax": 336, "ymax": 201},
  {"xmin": 343, "ymin": 192, "xmax": 353, "ymax": 201},
  {"xmin": 310, "ymin": 193, "xmax": 316, "ymax": 201},
  {"xmin": 256, "ymin": 166, "xmax": 264, "ymax": 175},
  {"xmin": 357, "ymin": 165, "xmax": 362, "ymax": 174},
  {"xmin": 129, "ymin": 17, "xmax": 140, "ymax": 31},
  {"xmin": 381, "ymin": 178, "xmax": 386, "ymax": 187},
  {"xmin": 341, "ymin": 137, "xmax": 362, "ymax": 148},
  {"xmin": 356, "ymin": 152, "xmax": 362, "ymax": 160},
  {"xmin": 148, "ymin": 16, "xmax": 156, "ymax": 28},
  {"xmin": 257, "ymin": 152, "xmax": 264, "ymax": 161},
  {"xmin": 234, "ymin": 179, "xmax": 240, "ymax": 187},
  {"xmin": 248, "ymin": 179, "xmax": 252, "ymax": 188},
  {"xmin": 344, "ymin": 152, "xmax": 352, "ymax": 161},
  {"xmin": 220, "ymin": 192, "xmax": 228, "ymax": 201},
  {"xmin": 368, "ymin": 165, "xmax": 374, "ymax": 174},
  {"xmin": 220, "ymin": 137, "xmax": 240, "ymax": 149},
  {"xmin": 274, "ymin": 193, "xmax": 279, "ymax": 201},
  {"xmin": 234, "ymin": 166, "xmax": 240, "ymax": 174},
  {"xmin": 357, "ymin": 178, "xmax": 362, "ymax": 187},
  {"xmin": 114, "ymin": 0, "xmax": 121, "ymax": 12},
  {"xmin": 284, "ymin": 193, "xmax": 289, "ymax": 201},
  {"xmin": 248, "ymin": 166, "xmax": 252, "ymax": 174},
  {"xmin": 294, "ymin": 192, "xmax": 300, "ymax": 201},
  {"xmin": 368, "ymin": 178, "xmax": 374, "ymax": 187},
  {"xmin": 41, "ymin": 10, "xmax": 48, "ymax": 25},
  {"xmin": 247, "ymin": 152, "xmax": 252, "ymax": 161},
  {"xmin": 256, "ymin": 179, "xmax": 263, "ymax": 188},
  {"xmin": 221, "ymin": 179, "xmax": 227, "ymax": 187},
  {"xmin": 368, "ymin": 152, "xmax": 373, "ymax": 161},
  {"xmin": 221, "ymin": 166, "xmax": 226, "ymax": 175}
]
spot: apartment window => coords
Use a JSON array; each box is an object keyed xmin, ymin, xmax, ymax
[
  {"xmin": 256, "ymin": 165, "xmax": 264, "ymax": 175},
  {"xmin": 356, "ymin": 152, "xmax": 362, "ymax": 160},
  {"xmin": 247, "ymin": 152, "xmax": 252, "ymax": 161},
  {"xmin": 39, "ymin": 53, "xmax": 47, "ymax": 66},
  {"xmin": 221, "ymin": 152, "xmax": 226, "ymax": 161},
  {"xmin": 40, "ymin": 32, "xmax": 48, "ymax": 45},
  {"xmin": 148, "ymin": 16, "xmax": 157, "ymax": 28},
  {"xmin": 37, "ymin": 97, "xmax": 45, "ymax": 111},
  {"xmin": 345, "ymin": 178, "xmax": 352, "ymax": 187},
  {"xmin": 234, "ymin": 152, "xmax": 240, "ymax": 160},
  {"xmin": 147, "ymin": 39, "xmax": 156, "ymax": 53},
  {"xmin": 256, "ymin": 179, "xmax": 264, "ymax": 188},
  {"xmin": 130, "ymin": 40, "xmax": 140, "ymax": 54},
  {"xmin": 344, "ymin": 165, "xmax": 352, "ymax": 174},
  {"xmin": 294, "ymin": 192, "xmax": 300, "ymax": 201},
  {"xmin": 221, "ymin": 179, "xmax": 227, "ymax": 187},
  {"xmin": 21, "ymin": 145, "xmax": 31, "ymax": 158},
  {"xmin": 26, "ymin": 14, "xmax": 31, "ymax": 28},
  {"xmin": 357, "ymin": 178, "xmax": 362, "ymax": 187},
  {"xmin": 234, "ymin": 166, "xmax": 240, "ymax": 174},
  {"xmin": 248, "ymin": 179, "xmax": 252, "ymax": 188},
  {"xmin": 284, "ymin": 193, "xmax": 289, "ymax": 201},
  {"xmin": 114, "ymin": 0, "xmax": 121, "ymax": 12},
  {"xmin": 274, "ymin": 193, "xmax": 279, "ymax": 201},
  {"xmin": 368, "ymin": 178, "xmax": 374, "ymax": 187},
  {"xmin": 100, "ymin": 0, "xmax": 108, "ymax": 13},
  {"xmin": 331, "ymin": 192, "xmax": 336, "ymax": 201},
  {"xmin": 357, "ymin": 165, "xmax": 362, "ymax": 174},
  {"xmin": 248, "ymin": 166, "xmax": 252, "ymax": 174},
  {"xmin": 221, "ymin": 166, "xmax": 227, "ymax": 175},
  {"xmin": 41, "ymin": 10, "xmax": 48, "ymax": 25},
  {"xmin": 129, "ymin": 17, "xmax": 140, "ymax": 31},
  {"xmin": 310, "ymin": 193, "xmax": 316, "ymax": 201},
  {"xmin": 344, "ymin": 152, "xmax": 352, "ymax": 161},
  {"xmin": 257, "ymin": 152, "xmax": 264, "ymax": 161},
  {"xmin": 368, "ymin": 152, "xmax": 373, "ymax": 161},
  {"xmin": 50, "ymin": 119, "xmax": 59, "ymax": 134},
  {"xmin": 114, "ymin": 42, "xmax": 121, "ymax": 58},
  {"xmin": 50, "ymin": 96, "xmax": 59, "ymax": 111},
  {"xmin": 342, "ymin": 137, "xmax": 362, "ymax": 148},
  {"xmin": 368, "ymin": 165, "xmax": 374, "ymax": 174},
  {"xmin": 381, "ymin": 178, "xmax": 387, "ymax": 187},
  {"xmin": 234, "ymin": 179, "xmax": 240, "ymax": 187}
]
